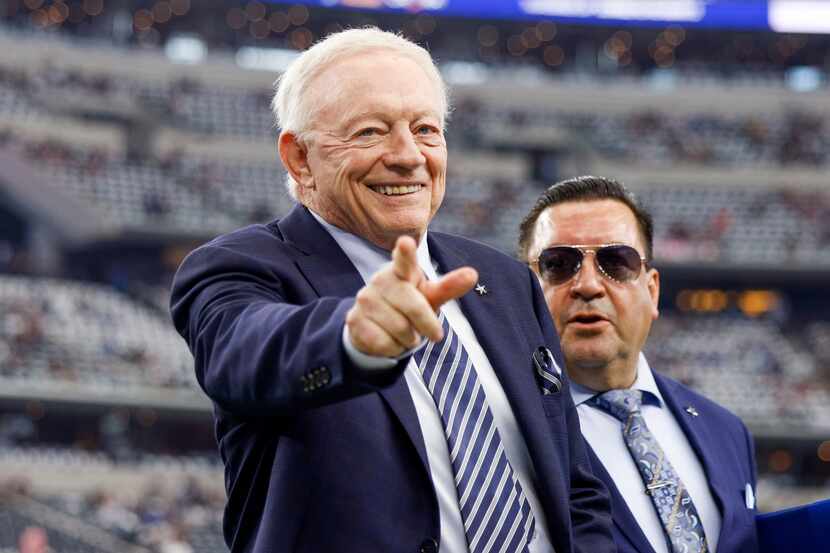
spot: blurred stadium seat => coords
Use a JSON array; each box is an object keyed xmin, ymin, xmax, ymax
[{"xmin": 1, "ymin": 2, "xmax": 829, "ymax": 551}]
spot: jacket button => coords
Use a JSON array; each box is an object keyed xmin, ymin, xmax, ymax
[{"xmin": 419, "ymin": 538, "xmax": 438, "ymax": 553}]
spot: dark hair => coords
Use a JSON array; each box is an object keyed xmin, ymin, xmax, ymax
[{"xmin": 518, "ymin": 175, "xmax": 654, "ymax": 262}]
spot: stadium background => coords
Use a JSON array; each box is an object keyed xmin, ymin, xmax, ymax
[{"xmin": 1, "ymin": 0, "xmax": 829, "ymax": 551}]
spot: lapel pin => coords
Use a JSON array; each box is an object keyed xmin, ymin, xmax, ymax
[
  {"xmin": 685, "ymin": 405, "xmax": 699, "ymax": 417},
  {"xmin": 474, "ymin": 283, "xmax": 488, "ymax": 296}
]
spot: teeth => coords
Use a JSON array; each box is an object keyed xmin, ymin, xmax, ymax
[{"xmin": 373, "ymin": 184, "xmax": 422, "ymax": 196}]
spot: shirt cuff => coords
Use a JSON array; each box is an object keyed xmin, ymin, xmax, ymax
[{"xmin": 342, "ymin": 324, "xmax": 428, "ymax": 371}]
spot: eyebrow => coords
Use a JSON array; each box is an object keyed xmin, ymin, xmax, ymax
[{"xmin": 338, "ymin": 109, "xmax": 441, "ymax": 132}]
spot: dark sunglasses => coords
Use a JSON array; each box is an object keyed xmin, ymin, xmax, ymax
[{"xmin": 536, "ymin": 244, "xmax": 648, "ymax": 285}]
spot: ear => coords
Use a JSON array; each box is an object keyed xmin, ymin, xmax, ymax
[
  {"xmin": 530, "ymin": 264, "xmax": 545, "ymax": 289},
  {"xmin": 278, "ymin": 131, "xmax": 314, "ymax": 191},
  {"xmin": 646, "ymin": 267, "xmax": 660, "ymax": 320}
]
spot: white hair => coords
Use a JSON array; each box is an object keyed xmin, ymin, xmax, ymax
[{"xmin": 272, "ymin": 27, "xmax": 449, "ymax": 200}]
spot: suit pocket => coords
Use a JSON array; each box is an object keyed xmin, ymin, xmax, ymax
[{"xmin": 540, "ymin": 393, "xmax": 563, "ymax": 418}]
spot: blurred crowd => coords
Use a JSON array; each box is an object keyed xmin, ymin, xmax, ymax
[
  {"xmin": 0, "ymin": 276, "xmax": 195, "ymax": 393},
  {"xmin": 452, "ymin": 100, "xmax": 830, "ymax": 168},
  {"xmin": 2, "ymin": 63, "xmax": 829, "ymax": 166},
  {"xmin": 4, "ymin": 0, "xmax": 830, "ymax": 80},
  {"xmin": 2, "ymin": 134, "xmax": 286, "ymax": 234},
  {"xmin": 648, "ymin": 314, "xmax": 830, "ymax": 433},
  {"xmin": 1, "ymin": 473, "xmax": 224, "ymax": 553},
  {"xmin": 4, "ymin": 134, "xmax": 830, "ymax": 267}
]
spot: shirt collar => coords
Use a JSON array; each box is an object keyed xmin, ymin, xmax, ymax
[
  {"xmin": 569, "ymin": 352, "xmax": 664, "ymax": 408},
  {"xmin": 309, "ymin": 209, "xmax": 434, "ymax": 282}
]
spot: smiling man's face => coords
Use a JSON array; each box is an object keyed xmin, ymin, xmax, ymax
[
  {"xmin": 527, "ymin": 199, "xmax": 660, "ymax": 390},
  {"xmin": 293, "ymin": 50, "xmax": 447, "ymax": 250}
]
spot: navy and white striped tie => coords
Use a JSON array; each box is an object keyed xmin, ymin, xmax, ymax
[{"xmin": 414, "ymin": 311, "xmax": 535, "ymax": 553}]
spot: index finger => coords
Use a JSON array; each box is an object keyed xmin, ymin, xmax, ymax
[{"xmin": 391, "ymin": 235, "xmax": 421, "ymax": 284}]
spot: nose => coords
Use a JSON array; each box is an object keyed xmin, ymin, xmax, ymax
[
  {"xmin": 383, "ymin": 125, "xmax": 426, "ymax": 171},
  {"xmin": 569, "ymin": 251, "xmax": 605, "ymax": 301}
]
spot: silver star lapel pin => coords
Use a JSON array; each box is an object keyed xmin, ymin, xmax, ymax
[
  {"xmin": 685, "ymin": 405, "xmax": 699, "ymax": 417},
  {"xmin": 475, "ymin": 283, "xmax": 488, "ymax": 296}
]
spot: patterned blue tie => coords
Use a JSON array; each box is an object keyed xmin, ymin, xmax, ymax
[
  {"xmin": 591, "ymin": 389, "xmax": 709, "ymax": 553},
  {"xmin": 414, "ymin": 311, "xmax": 535, "ymax": 553}
]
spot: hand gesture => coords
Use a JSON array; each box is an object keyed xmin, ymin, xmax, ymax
[{"xmin": 346, "ymin": 235, "xmax": 478, "ymax": 358}]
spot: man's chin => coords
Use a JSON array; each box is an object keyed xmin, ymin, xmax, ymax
[
  {"xmin": 367, "ymin": 217, "xmax": 430, "ymax": 244},
  {"xmin": 564, "ymin": 345, "xmax": 615, "ymax": 372},
  {"xmin": 365, "ymin": 223, "xmax": 426, "ymax": 250}
]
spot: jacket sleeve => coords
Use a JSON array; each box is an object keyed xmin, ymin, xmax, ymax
[
  {"xmin": 529, "ymin": 271, "xmax": 616, "ymax": 553},
  {"xmin": 170, "ymin": 242, "xmax": 407, "ymax": 417}
]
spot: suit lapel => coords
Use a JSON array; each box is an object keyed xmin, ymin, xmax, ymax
[
  {"xmin": 277, "ymin": 205, "xmax": 364, "ymax": 299},
  {"xmin": 655, "ymin": 374, "xmax": 736, "ymax": 549},
  {"xmin": 277, "ymin": 206, "xmax": 429, "ymax": 471},
  {"xmin": 586, "ymin": 446, "xmax": 656, "ymax": 553}
]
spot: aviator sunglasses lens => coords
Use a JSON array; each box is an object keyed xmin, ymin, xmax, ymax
[
  {"xmin": 596, "ymin": 245, "xmax": 643, "ymax": 282},
  {"xmin": 538, "ymin": 247, "xmax": 583, "ymax": 284},
  {"xmin": 538, "ymin": 245, "xmax": 644, "ymax": 284}
]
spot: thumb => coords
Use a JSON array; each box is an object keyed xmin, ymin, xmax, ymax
[{"xmin": 421, "ymin": 267, "xmax": 479, "ymax": 310}]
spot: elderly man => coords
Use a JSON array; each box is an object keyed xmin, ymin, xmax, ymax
[
  {"xmin": 171, "ymin": 29, "xmax": 613, "ymax": 553},
  {"xmin": 518, "ymin": 176, "xmax": 759, "ymax": 553}
]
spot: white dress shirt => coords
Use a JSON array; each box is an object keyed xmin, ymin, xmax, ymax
[
  {"xmin": 310, "ymin": 212, "xmax": 554, "ymax": 553},
  {"xmin": 570, "ymin": 354, "xmax": 721, "ymax": 553}
]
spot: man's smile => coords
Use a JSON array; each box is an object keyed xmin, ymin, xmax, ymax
[{"xmin": 367, "ymin": 183, "xmax": 425, "ymax": 196}]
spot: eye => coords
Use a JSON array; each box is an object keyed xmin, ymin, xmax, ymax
[
  {"xmin": 414, "ymin": 125, "xmax": 438, "ymax": 136},
  {"xmin": 356, "ymin": 128, "xmax": 378, "ymax": 137}
]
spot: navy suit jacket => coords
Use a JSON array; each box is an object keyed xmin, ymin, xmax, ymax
[
  {"xmin": 171, "ymin": 205, "xmax": 615, "ymax": 553},
  {"xmin": 585, "ymin": 372, "xmax": 759, "ymax": 553}
]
